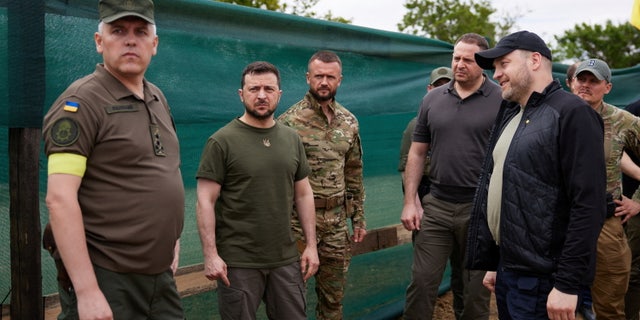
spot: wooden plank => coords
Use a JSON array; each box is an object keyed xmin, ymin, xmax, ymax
[
  {"xmin": 395, "ymin": 224, "xmax": 413, "ymax": 245},
  {"xmin": 352, "ymin": 225, "xmax": 396, "ymax": 255},
  {"xmin": 174, "ymin": 264, "xmax": 217, "ymax": 298},
  {"xmin": 351, "ymin": 224, "xmax": 412, "ymax": 256}
]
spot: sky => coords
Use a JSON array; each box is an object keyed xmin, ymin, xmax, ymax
[{"xmin": 308, "ymin": 0, "xmax": 634, "ymax": 44}]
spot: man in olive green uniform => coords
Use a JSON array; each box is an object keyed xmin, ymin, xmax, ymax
[
  {"xmin": 279, "ymin": 50, "xmax": 366, "ymax": 320},
  {"xmin": 42, "ymin": 1, "xmax": 184, "ymax": 319},
  {"xmin": 571, "ymin": 58, "xmax": 640, "ymax": 319}
]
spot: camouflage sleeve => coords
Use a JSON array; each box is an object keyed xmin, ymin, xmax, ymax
[
  {"xmin": 345, "ymin": 132, "xmax": 365, "ymax": 229},
  {"xmin": 624, "ymin": 118, "xmax": 640, "ymax": 162}
]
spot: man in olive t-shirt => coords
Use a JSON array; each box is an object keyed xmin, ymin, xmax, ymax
[{"xmin": 196, "ymin": 61, "xmax": 319, "ymax": 319}]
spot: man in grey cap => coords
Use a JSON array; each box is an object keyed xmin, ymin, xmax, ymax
[
  {"xmin": 427, "ymin": 66, "xmax": 453, "ymax": 91},
  {"xmin": 572, "ymin": 58, "xmax": 640, "ymax": 319},
  {"xmin": 43, "ymin": 0, "xmax": 185, "ymax": 319},
  {"xmin": 467, "ymin": 30, "xmax": 607, "ymax": 319}
]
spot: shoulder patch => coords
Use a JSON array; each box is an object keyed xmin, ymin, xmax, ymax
[
  {"xmin": 50, "ymin": 117, "xmax": 80, "ymax": 147},
  {"xmin": 63, "ymin": 101, "xmax": 79, "ymax": 112}
]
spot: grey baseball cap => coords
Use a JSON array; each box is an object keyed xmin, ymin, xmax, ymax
[{"xmin": 575, "ymin": 58, "xmax": 611, "ymax": 83}]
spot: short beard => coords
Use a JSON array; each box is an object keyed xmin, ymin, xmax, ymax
[
  {"xmin": 245, "ymin": 106, "xmax": 275, "ymax": 120},
  {"xmin": 310, "ymin": 88, "xmax": 335, "ymax": 103},
  {"xmin": 503, "ymin": 68, "xmax": 531, "ymax": 105}
]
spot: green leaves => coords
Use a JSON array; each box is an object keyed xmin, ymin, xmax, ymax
[
  {"xmin": 397, "ymin": 0, "xmax": 516, "ymax": 45},
  {"xmin": 216, "ymin": 0, "xmax": 352, "ymax": 23},
  {"xmin": 552, "ymin": 21, "xmax": 640, "ymax": 68}
]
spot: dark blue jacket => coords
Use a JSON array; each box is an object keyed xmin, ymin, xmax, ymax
[{"xmin": 466, "ymin": 80, "xmax": 606, "ymax": 295}]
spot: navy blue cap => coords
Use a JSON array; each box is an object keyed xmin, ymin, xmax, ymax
[{"xmin": 475, "ymin": 31, "xmax": 552, "ymax": 69}]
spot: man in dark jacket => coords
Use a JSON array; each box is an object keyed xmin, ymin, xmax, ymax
[{"xmin": 467, "ymin": 30, "xmax": 607, "ymax": 319}]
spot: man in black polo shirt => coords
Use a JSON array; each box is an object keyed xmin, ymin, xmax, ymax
[{"xmin": 401, "ymin": 33, "xmax": 501, "ymax": 320}]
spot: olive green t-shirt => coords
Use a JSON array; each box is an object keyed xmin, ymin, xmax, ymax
[{"xmin": 196, "ymin": 118, "xmax": 310, "ymax": 268}]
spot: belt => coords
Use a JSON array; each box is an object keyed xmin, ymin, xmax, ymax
[{"xmin": 314, "ymin": 195, "xmax": 345, "ymax": 210}]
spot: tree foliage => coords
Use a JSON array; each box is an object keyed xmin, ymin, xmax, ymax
[
  {"xmin": 282, "ymin": 0, "xmax": 351, "ymax": 23},
  {"xmin": 216, "ymin": 0, "xmax": 351, "ymax": 23},
  {"xmin": 552, "ymin": 21, "xmax": 640, "ymax": 68},
  {"xmin": 398, "ymin": 0, "xmax": 517, "ymax": 45}
]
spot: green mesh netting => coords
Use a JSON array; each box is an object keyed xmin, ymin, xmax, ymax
[{"xmin": 1, "ymin": 0, "xmax": 640, "ymax": 318}]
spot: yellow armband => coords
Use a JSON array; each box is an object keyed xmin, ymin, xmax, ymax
[{"xmin": 48, "ymin": 153, "xmax": 87, "ymax": 177}]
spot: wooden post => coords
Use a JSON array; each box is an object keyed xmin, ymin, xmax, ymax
[
  {"xmin": 9, "ymin": 128, "xmax": 43, "ymax": 319},
  {"xmin": 8, "ymin": 0, "xmax": 46, "ymax": 318}
]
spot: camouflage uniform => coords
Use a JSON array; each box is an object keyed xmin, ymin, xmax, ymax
[
  {"xmin": 278, "ymin": 91, "xmax": 365, "ymax": 320},
  {"xmin": 592, "ymin": 101, "xmax": 640, "ymax": 319}
]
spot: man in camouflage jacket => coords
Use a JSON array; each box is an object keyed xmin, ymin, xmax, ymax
[
  {"xmin": 571, "ymin": 58, "xmax": 640, "ymax": 319},
  {"xmin": 279, "ymin": 50, "xmax": 366, "ymax": 320}
]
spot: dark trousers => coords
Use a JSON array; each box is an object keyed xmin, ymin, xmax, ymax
[
  {"xmin": 495, "ymin": 267, "xmax": 571, "ymax": 320},
  {"xmin": 217, "ymin": 262, "xmax": 307, "ymax": 320},
  {"xmin": 403, "ymin": 194, "xmax": 490, "ymax": 320},
  {"xmin": 58, "ymin": 265, "xmax": 183, "ymax": 320}
]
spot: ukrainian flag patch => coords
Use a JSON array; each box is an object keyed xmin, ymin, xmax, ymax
[{"xmin": 63, "ymin": 101, "xmax": 79, "ymax": 112}]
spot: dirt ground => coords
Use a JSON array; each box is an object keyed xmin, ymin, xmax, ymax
[{"xmin": 431, "ymin": 290, "xmax": 499, "ymax": 320}]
